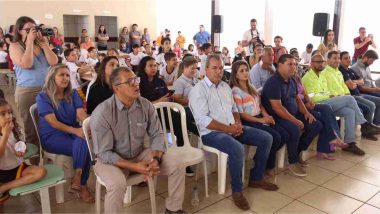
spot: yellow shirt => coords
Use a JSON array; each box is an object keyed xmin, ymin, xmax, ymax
[
  {"xmin": 321, "ymin": 65, "xmax": 350, "ymax": 96},
  {"xmin": 176, "ymin": 35, "xmax": 186, "ymax": 49}
]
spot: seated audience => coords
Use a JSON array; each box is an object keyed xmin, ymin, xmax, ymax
[
  {"xmin": 230, "ymin": 60, "xmax": 286, "ymax": 175},
  {"xmin": 36, "ymin": 64, "xmax": 94, "ymax": 202},
  {"xmin": 156, "ymin": 37, "xmax": 172, "ymax": 71},
  {"xmin": 339, "ymin": 51, "xmax": 380, "ymax": 128},
  {"xmin": 250, "ymin": 46, "xmax": 276, "ymax": 92},
  {"xmin": 261, "ymin": 54, "xmax": 322, "ymax": 177},
  {"xmin": 323, "ymin": 51, "xmax": 378, "ymax": 141},
  {"xmin": 221, "ymin": 47, "xmax": 232, "ymax": 66},
  {"xmin": 86, "ymin": 56, "xmax": 119, "ymax": 114},
  {"xmin": 0, "ymin": 42, "xmax": 8, "ymax": 69},
  {"xmin": 273, "ymin": 35, "xmax": 288, "ymax": 66},
  {"xmin": 129, "ymin": 44, "xmax": 146, "ymax": 72},
  {"xmin": 107, "ymin": 48, "xmax": 128, "ymax": 67},
  {"xmin": 86, "ymin": 47, "xmax": 99, "ymax": 66},
  {"xmin": 0, "ymin": 98, "xmax": 47, "ymax": 203},
  {"xmin": 234, "ymin": 41, "xmax": 244, "ymax": 55},
  {"xmin": 189, "ymin": 54, "xmax": 276, "ymax": 211},
  {"xmin": 188, "ymin": 44, "xmax": 196, "ymax": 56},
  {"xmin": 173, "ymin": 42, "xmax": 181, "ymax": 58},
  {"xmin": 159, "ymin": 52, "xmax": 178, "ymax": 86},
  {"xmin": 64, "ymin": 48, "xmax": 93, "ymax": 89},
  {"xmin": 302, "ymin": 54, "xmax": 380, "ymax": 156},
  {"xmin": 90, "ymin": 67, "xmax": 186, "ymax": 214},
  {"xmin": 300, "ymin": 43, "xmax": 313, "ymax": 64},
  {"xmin": 199, "ymin": 43, "xmax": 213, "ymax": 77}
]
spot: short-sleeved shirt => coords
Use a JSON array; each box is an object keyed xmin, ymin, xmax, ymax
[
  {"xmin": 261, "ymin": 73, "xmax": 298, "ymax": 118},
  {"xmin": 36, "ymin": 90, "xmax": 83, "ymax": 138},
  {"xmin": 232, "ymin": 86, "xmax": 261, "ymax": 117},
  {"xmin": 97, "ymin": 33, "xmax": 108, "ymax": 47},
  {"xmin": 249, "ymin": 62, "xmax": 276, "ymax": 92},
  {"xmin": 173, "ymin": 74, "xmax": 199, "ymax": 99},
  {"xmin": 338, "ymin": 65, "xmax": 361, "ymax": 96},
  {"xmin": 0, "ymin": 133, "xmax": 22, "ymax": 170},
  {"xmin": 129, "ymin": 52, "xmax": 146, "ymax": 66},
  {"xmin": 193, "ymin": 31, "xmax": 211, "ymax": 46},
  {"xmin": 65, "ymin": 61, "xmax": 81, "ymax": 89},
  {"xmin": 119, "ymin": 34, "xmax": 130, "ymax": 44},
  {"xmin": 353, "ymin": 36, "xmax": 372, "ymax": 60},
  {"xmin": 139, "ymin": 76, "xmax": 169, "ymax": 102},
  {"xmin": 159, "ymin": 66, "xmax": 178, "ymax": 84},
  {"xmin": 242, "ymin": 29, "xmax": 264, "ymax": 55},
  {"xmin": 130, "ymin": 31, "xmax": 141, "ymax": 45}
]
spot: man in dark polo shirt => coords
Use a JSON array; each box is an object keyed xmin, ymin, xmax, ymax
[
  {"xmin": 261, "ymin": 54, "xmax": 322, "ymax": 177},
  {"xmin": 339, "ymin": 51, "xmax": 380, "ymax": 129}
]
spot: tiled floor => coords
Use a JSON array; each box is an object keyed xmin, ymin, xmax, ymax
[{"xmin": 2, "ymin": 87, "xmax": 380, "ymax": 214}]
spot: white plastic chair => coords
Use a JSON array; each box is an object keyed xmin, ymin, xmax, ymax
[
  {"xmin": 154, "ymin": 102, "xmax": 209, "ymax": 198},
  {"xmin": 82, "ymin": 117, "xmax": 156, "ymax": 214},
  {"xmin": 30, "ymin": 103, "xmax": 70, "ymax": 203},
  {"xmin": 85, "ymin": 72, "xmax": 97, "ymax": 101}
]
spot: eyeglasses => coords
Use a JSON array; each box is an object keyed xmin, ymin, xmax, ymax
[
  {"xmin": 311, "ymin": 60, "xmax": 326, "ymax": 64},
  {"xmin": 115, "ymin": 77, "xmax": 140, "ymax": 86}
]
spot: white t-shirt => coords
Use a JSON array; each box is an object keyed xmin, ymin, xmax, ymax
[
  {"xmin": 0, "ymin": 51, "xmax": 8, "ymax": 63},
  {"xmin": 86, "ymin": 57, "xmax": 99, "ymax": 66},
  {"xmin": 65, "ymin": 61, "xmax": 81, "ymax": 89},
  {"xmin": 0, "ymin": 132, "xmax": 23, "ymax": 170},
  {"xmin": 242, "ymin": 29, "xmax": 264, "ymax": 56},
  {"xmin": 129, "ymin": 52, "xmax": 146, "ymax": 66},
  {"xmin": 156, "ymin": 53, "xmax": 166, "ymax": 71},
  {"xmin": 301, "ymin": 51, "xmax": 312, "ymax": 64},
  {"xmin": 159, "ymin": 66, "xmax": 178, "ymax": 84},
  {"xmin": 199, "ymin": 54, "xmax": 208, "ymax": 77}
]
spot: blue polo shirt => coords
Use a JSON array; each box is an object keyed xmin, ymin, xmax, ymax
[
  {"xmin": 193, "ymin": 31, "xmax": 211, "ymax": 45},
  {"xmin": 261, "ymin": 73, "xmax": 299, "ymax": 119}
]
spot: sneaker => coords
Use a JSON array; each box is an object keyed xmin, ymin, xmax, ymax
[
  {"xmin": 342, "ymin": 143, "xmax": 365, "ymax": 156},
  {"xmin": 185, "ymin": 167, "xmax": 195, "ymax": 177},
  {"xmin": 248, "ymin": 179, "xmax": 279, "ymax": 191},
  {"xmin": 298, "ymin": 155, "xmax": 310, "ymax": 167},
  {"xmin": 288, "ymin": 164, "xmax": 308, "ymax": 177},
  {"xmin": 231, "ymin": 192, "xmax": 250, "ymax": 211},
  {"xmin": 165, "ymin": 209, "xmax": 187, "ymax": 214}
]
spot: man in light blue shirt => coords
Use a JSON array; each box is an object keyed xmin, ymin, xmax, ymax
[
  {"xmin": 189, "ymin": 54, "xmax": 276, "ymax": 211},
  {"xmin": 250, "ymin": 47, "xmax": 276, "ymax": 92},
  {"xmin": 192, "ymin": 25, "xmax": 211, "ymax": 47}
]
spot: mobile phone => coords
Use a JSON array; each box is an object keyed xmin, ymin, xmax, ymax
[{"xmin": 168, "ymin": 90, "xmax": 175, "ymax": 95}]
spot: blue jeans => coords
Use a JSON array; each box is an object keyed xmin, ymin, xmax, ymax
[
  {"xmin": 354, "ymin": 95, "xmax": 375, "ymax": 123},
  {"xmin": 242, "ymin": 119, "xmax": 287, "ymax": 169},
  {"xmin": 201, "ymin": 126, "xmax": 272, "ymax": 193},
  {"xmin": 42, "ymin": 131, "xmax": 91, "ymax": 185},
  {"xmin": 320, "ymin": 96, "xmax": 367, "ymax": 143},
  {"xmin": 361, "ymin": 93, "xmax": 380, "ymax": 125},
  {"xmin": 311, "ymin": 104, "xmax": 340, "ymax": 153},
  {"xmin": 276, "ymin": 113, "xmax": 322, "ymax": 164}
]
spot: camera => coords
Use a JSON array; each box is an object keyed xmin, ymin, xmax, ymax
[
  {"xmin": 255, "ymin": 36, "xmax": 265, "ymax": 46},
  {"xmin": 35, "ymin": 25, "xmax": 54, "ymax": 36}
]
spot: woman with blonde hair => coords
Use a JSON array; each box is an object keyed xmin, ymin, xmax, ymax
[
  {"xmin": 36, "ymin": 64, "xmax": 94, "ymax": 203},
  {"xmin": 230, "ymin": 60, "xmax": 287, "ymax": 176}
]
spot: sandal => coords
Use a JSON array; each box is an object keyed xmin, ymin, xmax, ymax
[
  {"xmin": 331, "ymin": 131, "xmax": 349, "ymax": 148},
  {"xmin": 78, "ymin": 187, "xmax": 95, "ymax": 203},
  {"xmin": 317, "ymin": 152, "xmax": 335, "ymax": 160}
]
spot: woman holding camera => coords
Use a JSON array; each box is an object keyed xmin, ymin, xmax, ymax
[{"xmin": 9, "ymin": 16, "xmax": 58, "ymax": 156}]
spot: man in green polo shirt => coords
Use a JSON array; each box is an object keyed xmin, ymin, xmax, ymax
[{"xmin": 302, "ymin": 54, "xmax": 380, "ymax": 156}]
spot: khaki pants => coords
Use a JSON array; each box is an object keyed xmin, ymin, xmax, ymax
[
  {"xmin": 15, "ymin": 86, "xmax": 42, "ymax": 147},
  {"xmin": 94, "ymin": 149, "xmax": 185, "ymax": 214}
]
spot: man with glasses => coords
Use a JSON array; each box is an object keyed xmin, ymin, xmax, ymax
[
  {"xmin": 302, "ymin": 54, "xmax": 379, "ymax": 156},
  {"xmin": 250, "ymin": 46, "xmax": 275, "ymax": 92},
  {"xmin": 352, "ymin": 27, "xmax": 377, "ymax": 64},
  {"xmin": 91, "ymin": 67, "xmax": 186, "ymax": 214}
]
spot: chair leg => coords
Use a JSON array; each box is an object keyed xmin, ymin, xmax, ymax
[
  {"xmin": 242, "ymin": 161, "xmax": 245, "ymax": 184},
  {"xmin": 40, "ymin": 188, "xmax": 52, "ymax": 214},
  {"xmin": 203, "ymin": 158, "xmax": 209, "ymax": 198},
  {"xmin": 147, "ymin": 177, "xmax": 156, "ymax": 214},
  {"xmin": 55, "ymin": 183, "xmax": 65, "ymax": 203},
  {"xmin": 124, "ymin": 186, "xmax": 132, "ymax": 204},
  {"xmin": 95, "ymin": 180, "xmax": 101, "ymax": 214},
  {"xmin": 218, "ymin": 153, "xmax": 228, "ymax": 194}
]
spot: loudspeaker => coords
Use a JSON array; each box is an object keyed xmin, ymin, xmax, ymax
[
  {"xmin": 313, "ymin": 13, "xmax": 330, "ymax": 36},
  {"xmin": 212, "ymin": 15, "xmax": 223, "ymax": 33}
]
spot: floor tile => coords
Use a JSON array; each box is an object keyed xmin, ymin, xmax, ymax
[
  {"xmin": 356, "ymin": 142, "xmax": 380, "ymax": 155},
  {"xmin": 361, "ymin": 155, "xmax": 380, "ymax": 171},
  {"xmin": 275, "ymin": 200, "xmax": 325, "ymax": 214},
  {"xmin": 308, "ymin": 156, "xmax": 356, "ymax": 173},
  {"xmin": 353, "ymin": 204, "xmax": 380, "ymax": 214},
  {"xmin": 123, "ymin": 194, "xmax": 167, "ymax": 213},
  {"xmin": 322, "ymin": 174, "xmax": 380, "ymax": 202},
  {"xmin": 50, "ymin": 196, "xmax": 95, "ymax": 213},
  {"xmin": 367, "ymin": 192, "xmax": 380, "ymax": 208},
  {"xmin": 269, "ymin": 172, "xmax": 317, "ymax": 199},
  {"xmin": 300, "ymin": 165, "xmax": 338, "ymax": 185},
  {"xmin": 161, "ymin": 180, "xmax": 225, "ymax": 213},
  {"xmin": 298, "ymin": 187, "xmax": 363, "ymax": 214},
  {"xmin": 239, "ymin": 188, "xmax": 293, "ymax": 214},
  {"xmin": 196, "ymin": 198, "xmax": 255, "ymax": 213},
  {"xmin": 0, "ymin": 194, "xmax": 41, "ymax": 213},
  {"xmin": 343, "ymin": 164, "xmax": 380, "ymax": 187},
  {"xmin": 332, "ymin": 149, "xmax": 370, "ymax": 163}
]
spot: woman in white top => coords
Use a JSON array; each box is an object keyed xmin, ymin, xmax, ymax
[
  {"xmin": 318, "ymin": 29, "xmax": 338, "ymax": 57},
  {"xmin": 0, "ymin": 98, "xmax": 46, "ymax": 202}
]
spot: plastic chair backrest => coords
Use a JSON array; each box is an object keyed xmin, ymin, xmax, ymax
[
  {"xmin": 82, "ymin": 117, "xmax": 96, "ymax": 164},
  {"xmin": 29, "ymin": 103, "xmax": 44, "ymax": 166},
  {"xmin": 153, "ymin": 102, "xmax": 191, "ymax": 149},
  {"xmin": 188, "ymin": 103, "xmax": 204, "ymax": 149}
]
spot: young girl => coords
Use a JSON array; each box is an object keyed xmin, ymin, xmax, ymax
[
  {"xmin": 0, "ymin": 98, "xmax": 46, "ymax": 202},
  {"xmin": 156, "ymin": 37, "xmax": 172, "ymax": 71}
]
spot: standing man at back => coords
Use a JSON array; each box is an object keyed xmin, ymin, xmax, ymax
[
  {"xmin": 242, "ymin": 19, "xmax": 265, "ymax": 62},
  {"xmin": 193, "ymin": 25, "xmax": 210, "ymax": 47}
]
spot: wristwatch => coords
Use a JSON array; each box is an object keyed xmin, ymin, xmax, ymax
[{"xmin": 153, "ymin": 156, "xmax": 162, "ymax": 165}]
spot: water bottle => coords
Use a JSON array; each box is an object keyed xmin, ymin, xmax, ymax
[{"xmin": 191, "ymin": 186, "xmax": 200, "ymax": 206}]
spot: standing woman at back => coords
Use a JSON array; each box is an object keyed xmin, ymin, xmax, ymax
[
  {"xmin": 97, "ymin": 25, "xmax": 109, "ymax": 51},
  {"xmin": 9, "ymin": 16, "xmax": 58, "ymax": 160}
]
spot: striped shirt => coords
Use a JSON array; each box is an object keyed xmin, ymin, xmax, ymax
[{"xmin": 232, "ymin": 86, "xmax": 261, "ymax": 117}]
